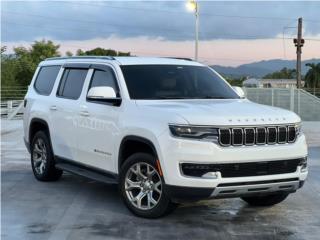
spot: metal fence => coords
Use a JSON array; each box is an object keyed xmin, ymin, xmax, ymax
[
  {"xmin": 1, "ymin": 86, "xmax": 319, "ymax": 121},
  {"xmin": 243, "ymin": 88, "xmax": 320, "ymax": 121},
  {"xmin": 1, "ymin": 86, "xmax": 28, "ymax": 101}
]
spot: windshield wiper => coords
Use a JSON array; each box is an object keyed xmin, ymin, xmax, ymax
[
  {"xmin": 158, "ymin": 96, "xmax": 189, "ymax": 99},
  {"xmin": 198, "ymin": 96, "xmax": 228, "ymax": 99}
]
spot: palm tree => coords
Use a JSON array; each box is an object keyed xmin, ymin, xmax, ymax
[{"xmin": 305, "ymin": 63, "xmax": 320, "ymax": 95}]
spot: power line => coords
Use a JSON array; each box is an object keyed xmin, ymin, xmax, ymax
[
  {"xmin": 40, "ymin": 1, "xmax": 320, "ymax": 23},
  {"xmin": 5, "ymin": 12, "xmax": 320, "ymax": 42}
]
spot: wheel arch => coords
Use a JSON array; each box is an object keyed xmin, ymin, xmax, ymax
[
  {"xmin": 118, "ymin": 135, "xmax": 159, "ymax": 172},
  {"xmin": 29, "ymin": 118, "xmax": 51, "ymax": 144}
]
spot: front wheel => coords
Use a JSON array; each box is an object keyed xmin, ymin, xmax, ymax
[
  {"xmin": 119, "ymin": 153, "xmax": 177, "ymax": 218},
  {"xmin": 241, "ymin": 192, "xmax": 289, "ymax": 207}
]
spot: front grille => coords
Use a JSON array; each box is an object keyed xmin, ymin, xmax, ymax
[
  {"xmin": 181, "ymin": 158, "xmax": 302, "ymax": 178},
  {"xmin": 218, "ymin": 125, "xmax": 297, "ymax": 146}
]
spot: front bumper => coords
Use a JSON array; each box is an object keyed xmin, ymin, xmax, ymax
[
  {"xmin": 165, "ymin": 178, "xmax": 305, "ymax": 202},
  {"xmin": 157, "ymin": 131, "xmax": 308, "ymax": 200}
]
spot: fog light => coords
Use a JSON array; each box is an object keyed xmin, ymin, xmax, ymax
[{"xmin": 202, "ymin": 172, "xmax": 219, "ymax": 179}]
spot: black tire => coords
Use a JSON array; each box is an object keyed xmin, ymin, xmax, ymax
[
  {"xmin": 31, "ymin": 131, "xmax": 63, "ymax": 181},
  {"xmin": 241, "ymin": 192, "xmax": 289, "ymax": 207},
  {"xmin": 119, "ymin": 153, "xmax": 177, "ymax": 218}
]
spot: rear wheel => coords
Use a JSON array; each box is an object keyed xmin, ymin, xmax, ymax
[
  {"xmin": 241, "ymin": 192, "xmax": 289, "ymax": 206},
  {"xmin": 31, "ymin": 131, "xmax": 63, "ymax": 181},
  {"xmin": 119, "ymin": 153, "xmax": 177, "ymax": 218}
]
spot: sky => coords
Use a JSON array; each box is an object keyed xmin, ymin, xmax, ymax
[{"xmin": 1, "ymin": 0, "xmax": 320, "ymax": 66}]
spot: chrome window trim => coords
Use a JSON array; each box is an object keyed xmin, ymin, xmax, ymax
[
  {"xmin": 266, "ymin": 126, "xmax": 277, "ymax": 145},
  {"xmin": 244, "ymin": 128, "xmax": 255, "ymax": 146},
  {"xmin": 232, "ymin": 128, "xmax": 243, "ymax": 146},
  {"xmin": 218, "ymin": 128, "xmax": 231, "ymax": 146}
]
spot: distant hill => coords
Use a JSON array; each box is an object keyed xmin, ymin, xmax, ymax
[{"xmin": 211, "ymin": 58, "xmax": 320, "ymax": 78}]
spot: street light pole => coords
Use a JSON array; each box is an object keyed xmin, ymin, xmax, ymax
[
  {"xmin": 186, "ymin": 0, "xmax": 199, "ymax": 61},
  {"xmin": 195, "ymin": 2, "xmax": 199, "ymax": 61}
]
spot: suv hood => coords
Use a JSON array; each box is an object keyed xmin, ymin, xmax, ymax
[{"xmin": 135, "ymin": 99, "xmax": 300, "ymax": 126}]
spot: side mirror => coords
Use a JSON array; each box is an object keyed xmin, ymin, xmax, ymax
[
  {"xmin": 232, "ymin": 86, "xmax": 245, "ymax": 98},
  {"xmin": 87, "ymin": 86, "xmax": 121, "ymax": 106}
]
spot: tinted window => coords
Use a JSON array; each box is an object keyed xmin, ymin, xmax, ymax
[
  {"xmin": 57, "ymin": 69, "xmax": 88, "ymax": 99},
  {"xmin": 120, "ymin": 65, "xmax": 239, "ymax": 100},
  {"xmin": 34, "ymin": 66, "xmax": 61, "ymax": 95},
  {"xmin": 89, "ymin": 69, "xmax": 118, "ymax": 92}
]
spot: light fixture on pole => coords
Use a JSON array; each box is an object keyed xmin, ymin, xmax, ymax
[{"xmin": 186, "ymin": 0, "xmax": 199, "ymax": 61}]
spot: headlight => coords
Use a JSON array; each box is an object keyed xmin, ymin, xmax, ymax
[{"xmin": 169, "ymin": 125, "xmax": 219, "ymax": 140}]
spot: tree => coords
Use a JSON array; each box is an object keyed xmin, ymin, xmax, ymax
[
  {"xmin": 1, "ymin": 40, "xmax": 61, "ymax": 87},
  {"xmin": 305, "ymin": 63, "xmax": 320, "ymax": 95},
  {"xmin": 223, "ymin": 75, "xmax": 246, "ymax": 87},
  {"xmin": 1, "ymin": 47, "xmax": 19, "ymax": 86},
  {"xmin": 76, "ymin": 47, "xmax": 130, "ymax": 56},
  {"xmin": 263, "ymin": 67, "xmax": 296, "ymax": 79},
  {"xmin": 66, "ymin": 51, "xmax": 73, "ymax": 57}
]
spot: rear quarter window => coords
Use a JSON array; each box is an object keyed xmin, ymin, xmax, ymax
[{"xmin": 34, "ymin": 66, "xmax": 61, "ymax": 95}]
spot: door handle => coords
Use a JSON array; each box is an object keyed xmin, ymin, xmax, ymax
[
  {"xmin": 79, "ymin": 111, "xmax": 89, "ymax": 117},
  {"xmin": 50, "ymin": 105, "xmax": 57, "ymax": 111}
]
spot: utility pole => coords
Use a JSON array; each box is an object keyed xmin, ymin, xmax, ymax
[{"xmin": 294, "ymin": 18, "xmax": 304, "ymax": 88}]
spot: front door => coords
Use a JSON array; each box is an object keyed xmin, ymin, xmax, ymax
[{"xmin": 75, "ymin": 65, "xmax": 121, "ymax": 173}]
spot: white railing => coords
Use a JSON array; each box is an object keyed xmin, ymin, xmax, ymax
[
  {"xmin": 243, "ymin": 88, "xmax": 320, "ymax": 121},
  {"xmin": 1, "ymin": 100, "xmax": 24, "ymax": 119}
]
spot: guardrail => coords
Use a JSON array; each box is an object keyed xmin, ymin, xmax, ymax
[
  {"xmin": 1, "ymin": 100, "xmax": 24, "ymax": 119},
  {"xmin": 243, "ymin": 88, "xmax": 320, "ymax": 121},
  {"xmin": 303, "ymin": 88, "xmax": 320, "ymax": 98}
]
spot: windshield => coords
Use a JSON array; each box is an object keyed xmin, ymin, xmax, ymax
[{"xmin": 120, "ymin": 65, "xmax": 239, "ymax": 100}]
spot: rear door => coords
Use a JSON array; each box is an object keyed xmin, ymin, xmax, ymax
[
  {"xmin": 50, "ymin": 64, "xmax": 90, "ymax": 161},
  {"xmin": 75, "ymin": 64, "xmax": 121, "ymax": 172}
]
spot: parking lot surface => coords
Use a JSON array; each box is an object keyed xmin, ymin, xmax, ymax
[{"xmin": 1, "ymin": 120, "xmax": 320, "ymax": 240}]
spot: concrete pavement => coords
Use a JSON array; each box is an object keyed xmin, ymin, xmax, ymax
[{"xmin": 1, "ymin": 120, "xmax": 320, "ymax": 240}]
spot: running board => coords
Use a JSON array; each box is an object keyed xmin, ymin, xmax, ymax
[{"xmin": 55, "ymin": 162, "xmax": 118, "ymax": 184}]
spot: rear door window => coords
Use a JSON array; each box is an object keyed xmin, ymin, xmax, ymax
[
  {"xmin": 57, "ymin": 68, "xmax": 88, "ymax": 99},
  {"xmin": 34, "ymin": 66, "xmax": 61, "ymax": 95}
]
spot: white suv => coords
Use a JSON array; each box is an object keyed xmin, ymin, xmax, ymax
[{"xmin": 23, "ymin": 56, "xmax": 308, "ymax": 218}]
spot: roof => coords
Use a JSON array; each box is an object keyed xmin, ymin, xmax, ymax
[
  {"xmin": 42, "ymin": 56, "xmax": 204, "ymax": 66},
  {"xmin": 243, "ymin": 78, "xmax": 260, "ymax": 85},
  {"xmin": 261, "ymin": 79, "xmax": 300, "ymax": 83}
]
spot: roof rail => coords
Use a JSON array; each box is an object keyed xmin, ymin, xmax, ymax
[
  {"xmin": 45, "ymin": 56, "xmax": 115, "ymax": 61},
  {"xmin": 164, "ymin": 57, "xmax": 194, "ymax": 61}
]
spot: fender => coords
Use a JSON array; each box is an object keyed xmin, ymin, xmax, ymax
[
  {"xmin": 29, "ymin": 118, "xmax": 53, "ymax": 152},
  {"xmin": 118, "ymin": 135, "xmax": 159, "ymax": 172}
]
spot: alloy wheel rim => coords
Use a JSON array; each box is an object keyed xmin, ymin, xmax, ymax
[
  {"xmin": 125, "ymin": 162, "xmax": 162, "ymax": 210},
  {"xmin": 32, "ymin": 138, "xmax": 47, "ymax": 175}
]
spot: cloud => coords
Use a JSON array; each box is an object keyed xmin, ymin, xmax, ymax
[
  {"xmin": 3, "ymin": 35, "xmax": 320, "ymax": 66},
  {"xmin": 2, "ymin": 1, "xmax": 320, "ymax": 42}
]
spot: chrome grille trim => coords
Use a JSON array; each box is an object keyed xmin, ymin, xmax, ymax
[
  {"xmin": 218, "ymin": 128, "xmax": 231, "ymax": 146},
  {"xmin": 266, "ymin": 127, "xmax": 277, "ymax": 144},
  {"xmin": 278, "ymin": 126, "xmax": 287, "ymax": 144},
  {"xmin": 244, "ymin": 128, "xmax": 255, "ymax": 146},
  {"xmin": 287, "ymin": 126, "xmax": 297, "ymax": 143},
  {"xmin": 218, "ymin": 125, "xmax": 296, "ymax": 147},
  {"xmin": 232, "ymin": 128, "xmax": 243, "ymax": 146},
  {"xmin": 256, "ymin": 127, "xmax": 266, "ymax": 145}
]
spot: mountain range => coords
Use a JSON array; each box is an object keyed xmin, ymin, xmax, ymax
[{"xmin": 211, "ymin": 58, "xmax": 320, "ymax": 78}]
